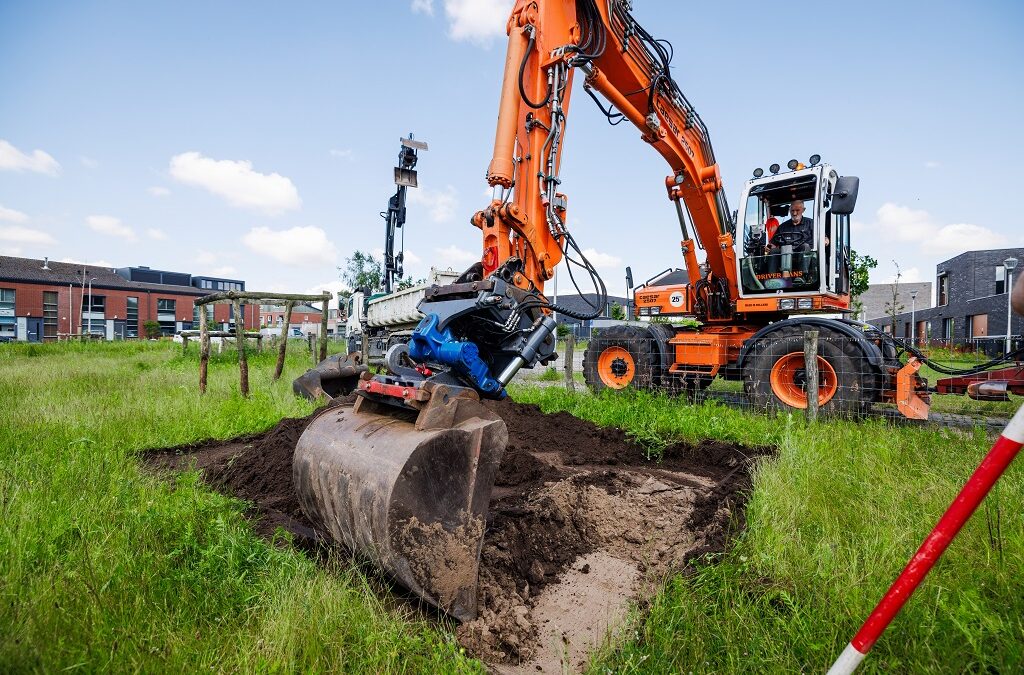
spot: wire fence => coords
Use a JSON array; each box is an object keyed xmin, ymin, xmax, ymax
[{"xmin": 513, "ymin": 330, "xmax": 1022, "ymax": 428}]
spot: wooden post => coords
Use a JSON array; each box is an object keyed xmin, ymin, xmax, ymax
[
  {"xmin": 563, "ymin": 332, "xmax": 576, "ymax": 393},
  {"xmin": 307, "ymin": 332, "xmax": 315, "ymax": 365},
  {"xmin": 273, "ymin": 301, "xmax": 294, "ymax": 381},
  {"xmin": 234, "ymin": 299, "xmax": 249, "ymax": 397},
  {"xmin": 199, "ymin": 302, "xmax": 210, "ymax": 394},
  {"xmin": 804, "ymin": 329, "xmax": 819, "ymax": 422},
  {"xmin": 181, "ymin": 333, "xmax": 189, "ymax": 355},
  {"xmin": 318, "ymin": 292, "xmax": 329, "ymax": 363}
]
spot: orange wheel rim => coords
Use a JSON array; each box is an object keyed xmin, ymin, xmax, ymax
[
  {"xmin": 769, "ymin": 352, "xmax": 838, "ymax": 408},
  {"xmin": 597, "ymin": 346, "xmax": 635, "ymax": 389}
]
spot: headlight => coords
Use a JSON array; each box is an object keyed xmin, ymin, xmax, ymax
[
  {"xmin": 778, "ymin": 299, "xmax": 796, "ymax": 310},
  {"xmin": 650, "ymin": 307, "xmax": 661, "ymax": 315},
  {"xmin": 797, "ymin": 298, "xmax": 813, "ymax": 310},
  {"xmin": 639, "ymin": 307, "xmax": 650, "ymax": 316}
]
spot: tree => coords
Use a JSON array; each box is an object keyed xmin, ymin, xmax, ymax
[
  {"xmin": 608, "ymin": 302, "xmax": 625, "ymax": 320},
  {"xmin": 396, "ymin": 276, "xmax": 426, "ymax": 291},
  {"xmin": 340, "ymin": 251, "xmax": 383, "ymax": 294},
  {"xmin": 885, "ymin": 260, "xmax": 906, "ymax": 334},
  {"xmin": 849, "ymin": 249, "xmax": 878, "ymax": 320},
  {"xmin": 142, "ymin": 320, "xmax": 162, "ymax": 340}
]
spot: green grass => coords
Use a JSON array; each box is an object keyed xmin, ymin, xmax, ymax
[
  {"xmin": 508, "ymin": 386, "xmax": 1024, "ymax": 673},
  {"xmin": 0, "ymin": 340, "xmax": 480, "ymax": 673}
]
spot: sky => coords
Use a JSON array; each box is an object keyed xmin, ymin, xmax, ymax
[{"xmin": 2, "ymin": 0, "xmax": 1022, "ymax": 304}]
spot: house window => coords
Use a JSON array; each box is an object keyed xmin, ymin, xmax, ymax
[
  {"xmin": 0, "ymin": 288, "xmax": 15, "ymax": 338},
  {"xmin": 81, "ymin": 295, "xmax": 106, "ymax": 335},
  {"xmin": 942, "ymin": 317, "xmax": 954, "ymax": 340},
  {"xmin": 937, "ymin": 274, "xmax": 948, "ymax": 306},
  {"xmin": 968, "ymin": 314, "xmax": 988, "ymax": 339},
  {"xmin": 156, "ymin": 298, "xmax": 176, "ymax": 335},
  {"xmin": 192, "ymin": 303, "xmax": 213, "ymax": 326},
  {"xmin": 996, "ymin": 265, "xmax": 1006, "ymax": 295},
  {"xmin": 126, "ymin": 297, "xmax": 139, "ymax": 338},
  {"xmin": 43, "ymin": 291, "xmax": 58, "ymax": 340}
]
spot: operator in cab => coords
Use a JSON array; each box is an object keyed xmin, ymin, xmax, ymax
[{"xmin": 767, "ymin": 200, "xmax": 814, "ymax": 253}]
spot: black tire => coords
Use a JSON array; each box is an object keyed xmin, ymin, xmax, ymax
[
  {"xmin": 743, "ymin": 325, "xmax": 873, "ymax": 416},
  {"xmin": 583, "ymin": 325, "xmax": 658, "ymax": 393}
]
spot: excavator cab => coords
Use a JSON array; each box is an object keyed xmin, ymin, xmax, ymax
[{"xmin": 738, "ymin": 160, "xmax": 857, "ymax": 307}]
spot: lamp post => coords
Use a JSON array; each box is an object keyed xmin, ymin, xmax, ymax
[
  {"xmin": 1005, "ymin": 257, "xmax": 1018, "ymax": 354},
  {"xmin": 910, "ymin": 289, "xmax": 918, "ymax": 346}
]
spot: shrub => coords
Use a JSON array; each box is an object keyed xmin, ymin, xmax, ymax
[{"xmin": 143, "ymin": 320, "xmax": 163, "ymax": 340}]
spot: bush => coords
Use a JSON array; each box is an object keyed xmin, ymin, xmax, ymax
[
  {"xmin": 555, "ymin": 323, "xmax": 571, "ymax": 339},
  {"xmin": 143, "ymin": 320, "xmax": 163, "ymax": 339}
]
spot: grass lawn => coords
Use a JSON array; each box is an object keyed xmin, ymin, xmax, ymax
[{"xmin": 1, "ymin": 340, "xmax": 1021, "ymax": 673}]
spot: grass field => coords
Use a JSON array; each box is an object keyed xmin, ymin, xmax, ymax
[{"xmin": 1, "ymin": 341, "xmax": 1022, "ymax": 673}]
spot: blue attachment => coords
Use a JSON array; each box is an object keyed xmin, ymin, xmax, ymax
[{"xmin": 408, "ymin": 313, "xmax": 506, "ymax": 399}]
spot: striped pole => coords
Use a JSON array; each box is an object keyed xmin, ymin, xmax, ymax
[{"xmin": 827, "ymin": 403, "xmax": 1024, "ymax": 675}]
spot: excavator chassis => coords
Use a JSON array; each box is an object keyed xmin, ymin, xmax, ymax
[{"xmin": 292, "ymin": 372, "xmax": 507, "ymax": 621}]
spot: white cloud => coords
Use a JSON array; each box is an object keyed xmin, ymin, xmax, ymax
[
  {"xmin": 884, "ymin": 267, "xmax": 922, "ymax": 284},
  {"xmin": 581, "ymin": 248, "xmax": 622, "ymax": 269},
  {"xmin": 211, "ymin": 265, "xmax": 237, "ymax": 277},
  {"xmin": 442, "ymin": 0, "xmax": 511, "ymax": 45},
  {"xmin": 146, "ymin": 228, "xmax": 168, "ymax": 241},
  {"xmin": 0, "ymin": 246, "xmax": 22, "ymax": 256},
  {"xmin": 79, "ymin": 156, "xmax": 99, "ymax": 169},
  {"xmin": 86, "ymin": 215, "xmax": 136, "ymax": 240},
  {"xmin": 370, "ymin": 246, "xmax": 422, "ymax": 267},
  {"xmin": 409, "ymin": 184, "xmax": 458, "ymax": 222},
  {"xmin": 58, "ymin": 256, "xmax": 114, "ymax": 268},
  {"xmin": 0, "ymin": 139, "xmax": 61, "ymax": 176},
  {"xmin": 0, "ymin": 225, "xmax": 56, "ymax": 246},
  {"xmin": 196, "ymin": 250, "xmax": 218, "ymax": 265},
  {"xmin": 854, "ymin": 202, "xmax": 1007, "ymax": 256},
  {"xmin": 411, "ymin": 0, "xmax": 434, "ymax": 15},
  {"xmin": 329, "ymin": 148, "xmax": 355, "ymax": 160},
  {"xmin": 147, "ymin": 186, "xmax": 171, "ymax": 197},
  {"xmin": 169, "ymin": 151, "xmax": 301, "ymax": 215},
  {"xmin": 434, "ymin": 244, "xmax": 478, "ymax": 267},
  {"xmin": 303, "ymin": 279, "xmax": 350, "ymax": 301},
  {"xmin": 243, "ymin": 225, "xmax": 338, "ymax": 266},
  {"xmin": 0, "ymin": 204, "xmax": 29, "ymax": 223},
  {"xmin": 924, "ymin": 160, "xmax": 941, "ymax": 169}
]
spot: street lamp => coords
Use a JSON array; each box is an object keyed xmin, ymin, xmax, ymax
[
  {"xmin": 910, "ymin": 289, "xmax": 918, "ymax": 346},
  {"xmin": 1005, "ymin": 257, "xmax": 1018, "ymax": 354}
]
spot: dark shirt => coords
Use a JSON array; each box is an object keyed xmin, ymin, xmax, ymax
[{"xmin": 770, "ymin": 217, "xmax": 814, "ymax": 251}]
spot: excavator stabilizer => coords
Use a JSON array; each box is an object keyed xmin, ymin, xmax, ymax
[
  {"xmin": 292, "ymin": 353, "xmax": 367, "ymax": 401},
  {"xmin": 292, "ymin": 384, "xmax": 507, "ymax": 621}
]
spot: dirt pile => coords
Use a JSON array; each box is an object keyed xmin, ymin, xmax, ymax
[{"xmin": 143, "ymin": 398, "xmax": 770, "ymax": 672}]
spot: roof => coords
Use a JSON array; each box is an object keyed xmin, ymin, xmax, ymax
[{"xmin": 0, "ymin": 255, "xmax": 210, "ymax": 296}]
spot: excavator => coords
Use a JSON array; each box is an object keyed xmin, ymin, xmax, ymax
[{"xmin": 291, "ymin": 0, "xmax": 936, "ymax": 621}]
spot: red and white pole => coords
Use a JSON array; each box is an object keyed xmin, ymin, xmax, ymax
[{"xmin": 827, "ymin": 403, "xmax": 1024, "ymax": 675}]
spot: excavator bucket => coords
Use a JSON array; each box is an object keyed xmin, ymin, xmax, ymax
[
  {"xmin": 292, "ymin": 353, "xmax": 367, "ymax": 401},
  {"xmin": 292, "ymin": 383, "xmax": 508, "ymax": 621}
]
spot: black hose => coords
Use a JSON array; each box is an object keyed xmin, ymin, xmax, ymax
[
  {"xmin": 896, "ymin": 338, "xmax": 1024, "ymax": 375},
  {"xmin": 518, "ymin": 30, "xmax": 551, "ymax": 109}
]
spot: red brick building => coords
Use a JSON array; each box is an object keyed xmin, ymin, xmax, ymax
[
  {"xmin": 260, "ymin": 304, "xmax": 342, "ymax": 336},
  {"xmin": 0, "ymin": 255, "xmax": 258, "ymax": 341}
]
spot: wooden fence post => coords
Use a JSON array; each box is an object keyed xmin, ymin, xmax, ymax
[
  {"xmin": 563, "ymin": 332, "xmax": 576, "ymax": 392},
  {"xmin": 181, "ymin": 333, "xmax": 189, "ymax": 355},
  {"xmin": 234, "ymin": 299, "xmax": 249, "ymax": 397},
  {"xmin": 273, "ymin": 301, "xmax": 294, "ymax": 382},
  {"xmin": 199, "ymin": 302, "xmax": 209, "ymax": 394},
  {"xmin": 319, "ymin": 292, "xmax": 330, "ymax": 363},
  {"xmin": 804, "ymin": 329, "xmax": 819, "ymax": 422}
]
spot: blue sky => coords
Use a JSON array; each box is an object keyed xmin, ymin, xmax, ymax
[{"xmin": 2, "ymin": 0, "xmax": 1022, "ymax": 302}]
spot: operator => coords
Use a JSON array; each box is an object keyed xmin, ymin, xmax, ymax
[{"xmin": 767, "ymin": 200, "xmax": 814, "ymax": 253}]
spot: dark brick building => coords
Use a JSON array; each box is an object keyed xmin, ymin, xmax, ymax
[
  {"xmin": 867, "ymin": 247, "xmax": 1023, "ymax": 351},
  {"xmin": 0, "ymin": 255, "xmax": 257, "ymax": 342}
]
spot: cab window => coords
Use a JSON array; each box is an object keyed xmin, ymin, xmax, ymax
[{"xmin": 739, "ymin": 175, "xmax": 820, "ymax": 295}]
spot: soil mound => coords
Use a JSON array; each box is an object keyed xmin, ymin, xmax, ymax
[{"xmin": 143, "ymin": 397, "xmax": 771, "ymax": 672}]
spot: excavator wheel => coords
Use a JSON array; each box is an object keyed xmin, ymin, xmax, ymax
[
  {"xmin": 744, "ymin": 325, "xmax": 871, "ymax": 416},
  {"xmin": 582, "ymin": 325, "xmax": 658, "ymax": 393}
]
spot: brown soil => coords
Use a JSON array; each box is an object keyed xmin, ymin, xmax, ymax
[{"xmin": 142, "ymin": 397, "xmax": 771, "ymax": 672}]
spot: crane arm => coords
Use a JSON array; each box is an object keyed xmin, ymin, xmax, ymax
[{"xmin": 477, "ymin": 0, "xmax": 736, "ymax": 312}]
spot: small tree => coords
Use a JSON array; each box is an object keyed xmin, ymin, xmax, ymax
[
  {"xmin": 143, "ymin": 320, "xmax": 162, "ymax": 339},
  {"xmin": 396, "ymin": 276, "xmax": 426, "ymax": 291},
  {"xmin": 849, "ymin": 249, "xmax": 878, "ymax": 320},
  {"xmin": 555, "ymin": 322, "xmax": 571, "ymax": 339},
  {"xmin": 884, "ymin": 260, "xmax": 905, "ymax": 335},
  {"xmin": 340, "ymin": 251, "xmax": 383, "ymax": 293},
  {"xmin": 608, "ymin": 302, "xmax": 625, "ymax": 320}
]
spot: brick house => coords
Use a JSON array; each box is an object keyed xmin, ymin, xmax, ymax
[
  {"xmin": 866, "ymin": 247, "xmax": 1023, "ymax": 351},
  {"xmin": 260, "ymin": 304, "xmax": 342, "ymax": 336},
  {"xmin": 0, "ymin": 255, "xmax": 257, "ymax": 341}
]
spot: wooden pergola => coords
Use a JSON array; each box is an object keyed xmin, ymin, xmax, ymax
[{"xmin": 194, "ymin": 290, "xmax": 332, "ymax": 396}]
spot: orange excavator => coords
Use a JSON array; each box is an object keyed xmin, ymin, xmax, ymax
[{"xmin": 291, "ymin": 0, "xmax": 931, "ymax": 621}]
